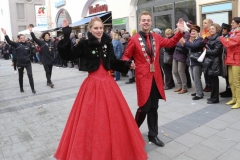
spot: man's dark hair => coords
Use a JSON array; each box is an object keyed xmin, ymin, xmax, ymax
[
  {"xmin": 121, "ymin": 29, "xmax": 126, "ymax": 32},
  {"xmin": 41, "ymin": 32, "xmax": 50, "ymax": 39},
  {"xmin": 18, "ymin": 34, "xmax": 24, "ymax": 38}
]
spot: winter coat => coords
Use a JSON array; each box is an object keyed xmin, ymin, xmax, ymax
[
  {"xmin": 173, "ymin": 32, "xmax": 190, "ymax": 62},
  {"xmin": 220, "ymin": 28, "xmax": 240, "ymax": 66},
  {"xmin": 112, "ymin": 39, "xmax": 123, "ymax": 59},
  {"xmin": 57, "ymin": 26, "xmax": 130, "ymax": 73},
  {"xmin": 30, "ymin": 32, "xmax": 54, "ymax": 65},
  {"xmin": 184, "ymin": 36, "xmax": 204, "ymax": 66},
  {"xmin": 204, "ymin": 34, "xmax": 223, "ymax": 76},
  {"xmin": 5, "ymin": 35, "xmax": 31, "ymax": 66}
]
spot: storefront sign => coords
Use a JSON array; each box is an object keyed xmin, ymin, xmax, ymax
[
  {"xmin": 36, "ymin": 17, "xmax": 48, "ymax": 29},
  {"xmin": 89, "ymin": 4, "xmax": 108, "ymax": 15},
  {"xmin": 35, "ymin": 5, "xmax": 47, "ymax": 17},
  {"xmin": 55, "ymin": 0, "xmax": 66, "ymax": 8},
  {"xmin": 113, "ymin": 18, "xmax": 126, "ymax": 25}
]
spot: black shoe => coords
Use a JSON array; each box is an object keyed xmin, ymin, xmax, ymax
[
  {"xmin": 148, "ymin": 136, "xmax": 165, "ymax": 147},
  {"xmin": 207, "ymin": 100, "xmax": 219, "ymax": 104},
  {"xmin": 32, "ymin": 89, "xmax": 36, "ymax": 94},
  {"xmin": 207, "ymin": 98, "xmax": 212, "ymax": 101},
  {"xmin": 164, "ymin": 86, "xmax": 172, "ymax": 90},
  {"xmin": 47, "ymin": 82, "xmax": 54, "ymax": 88},
  {"xmin": 20, "ymin": 88, "xmax": 24, "ymax": 93},
  {"xmin": 191, "ymin": 93, "xmax": 196, "ymax": 96},
  {"xmin": 220, "ymin": 89, "xmax": 232, "ymax": 98},
  {"xmin": 192, "ymin": 96, "xmax": 203, "ymax": 100},
  {"xmin": 125, "ymin": 79, "xmax": 134, "ymax": 84}
]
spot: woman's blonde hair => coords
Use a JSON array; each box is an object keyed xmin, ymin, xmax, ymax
[
  {"xmin": 203, "ymin": 18, "xmax": 213, "ymax": 25},
  {"xmin": 112, "ymin": 32, "xmax": 120, "ymax": 40},
  {"xmin": 165, "ymin": 28, "xmax": 173, "ymax": 35},
  {"xmin": 88, "ymin": 17, "xmax": 103, "ymax": 30}
]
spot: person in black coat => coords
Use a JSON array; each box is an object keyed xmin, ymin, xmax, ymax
[
  {"xmin": 2, "ymin": 42, "xmax": 9, "ymax": 60},
  {"xmin": 219, "ymin": 23, "xmax": 232, "ymax": 98},
  {"xmin": 28, "ymin": 27, "xmax": 55, "ymax": 88},
  {"xmin": 1, "ymin": 29, "xmax": 36, "ymax": 93},
  {"xmin": 159, "ymin": 29, "xmax": 175, "ymax": 90},
  {"xmin": 202, "ymin": 23, "xmax": 223, "ymax": 103}
]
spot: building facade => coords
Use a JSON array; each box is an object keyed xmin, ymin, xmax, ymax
[
  {"xmin": 196, "ymin": 0, "xmax": 239, "ymax": 26},
  {"xmin": 0, "ymin": 0, "xmax": 45, "ymax": 40},
  {"xmin": 49, "ymin": 0, "xmax": 138, "ymax": 36}
]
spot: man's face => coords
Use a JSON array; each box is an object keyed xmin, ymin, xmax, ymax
[
  {"xmin": 121, "ymin": 30, "xmax": 125, "ymax": 35},
  {"xmin": 44, "ymin": 34, "xmax": 50, "ymax": 41},
  {"xmin": 19, "ymin": 36, "xmax": 26, "ymax": 43},
  {"xmin": 139, "ymin": 14, "xmax": 152, "ymax": 33}
]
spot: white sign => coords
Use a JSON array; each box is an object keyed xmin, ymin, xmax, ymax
[
  {"xmin": 35, "ymin": 5, "xmax": 47, "ymax": 17},
  {"xmin": 36, "ymin": 17, "xmax": 48, "ymax": 29}
]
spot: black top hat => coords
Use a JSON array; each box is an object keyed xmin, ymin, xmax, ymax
[{"xmin": 221, "ymin": 23, "xmax": 231, "ymax": 31}]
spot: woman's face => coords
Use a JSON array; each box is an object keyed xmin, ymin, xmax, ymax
[
  {"xmin": 165, "ymin": 32, "xmax": 172, "ymax": 38},
  {"xmin": 231, "ymin": 20, "xmax": 238, "ymax": 29},
  {"xmin": 209, "ymin": 26, "xmax": 217, "ymax": 36},
  {"xmin": 190, "ymin": 29, "xmax": 198, "ymax": 38},
  {"xmin": 89, "ymin": 21, "xmax": 103, "ymax": 41},
  {"xmin": 203, "ymin": 20, "xmax": 210, "ymax": 29}
]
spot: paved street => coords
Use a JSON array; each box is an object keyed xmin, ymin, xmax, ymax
[{"xmin": 1, "ymin": 59, "xmax": 240, "ymax": 160}]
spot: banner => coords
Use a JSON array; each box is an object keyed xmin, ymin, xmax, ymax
[
  {"xmin": 35, "ymin": 5, "xmax": 48, "ymax": 29},
  {"xmin": 35, "ymin": 5, "xmax": 47, "ymax": 17}
]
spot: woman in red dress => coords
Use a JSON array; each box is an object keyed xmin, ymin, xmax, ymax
[{"xmin": 54, "ymin": 17, "xmax": 147, "ymax": 160}]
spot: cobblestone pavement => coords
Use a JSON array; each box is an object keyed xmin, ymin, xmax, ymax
[{"xmin": 1, "ymin": 59, "xmax": 240, "ymax": 160}]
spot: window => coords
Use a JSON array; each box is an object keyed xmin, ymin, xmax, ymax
[
  {"xmin": 154, "ymin": 3, "xmax": 172, "ymax": 13},
  {"xmin": 16, "ymin": 3, "xmax": 25, "ymax": 19},
  {"xmin": 18, "ymin": 26, "xmax": 26, "ymax": 32},
  {"xmin": 155, "ymin": 15, "xmax": 172, "ymax": 33},
  {"xmin": 138, "ymin": 0, "xmax": 154, "ymax": 5},
  {"xmin": 175, "ymin": 0, "xmax": 196, "ymax": 26}
]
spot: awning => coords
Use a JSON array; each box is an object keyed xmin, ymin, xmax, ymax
[{"xmin": 72, "ymin": 12, "xmax": 110, "ymax": 27}]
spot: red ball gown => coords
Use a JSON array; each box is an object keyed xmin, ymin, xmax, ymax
[{"xmin": 54, "ymin": 63, "xmax": 147, "ymax": 160}]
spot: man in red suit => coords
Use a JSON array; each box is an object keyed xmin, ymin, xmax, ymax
[{"xmin": 122, "ymin": 11, "xmax": 185, "ymax": 147}]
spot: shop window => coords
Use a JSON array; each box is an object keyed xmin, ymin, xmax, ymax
[
  {"xmin": 155, "ymin": 14, "xmax": 172, "ymax": 34},
  {"xmin": 16, "ymin": 3, "xmax": 25, "ymax": 19},
  {"xmin": 154, "ymin": 3, "xmax": 172, "ymax": 13},
  {"xmin": 174, "ymin": 0, "xmax": 196, "ymax": 25},
  {"xmin": 138, "ymin": 0, "xmax": 154, "ymax": 5}
]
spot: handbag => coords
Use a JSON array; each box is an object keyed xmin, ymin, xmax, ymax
[
  {"xmin": 189, "ymin": 52, "xmax": 202, "ymax": 61},
  {"xmin": 163, "ymin": 49, "xmax": 173, "ymax": 65},
  {"xmin": 197, "ymin": 49, "xmax": 206, "ymax": 62},
  {"xmin": 201, "ymin": 57, "xmax": 213, "ymax": 68}
]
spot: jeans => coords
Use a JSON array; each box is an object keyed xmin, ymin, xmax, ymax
[{"xmin": 114, "ymin": 71, "xmax": 120, "ymax": 80}]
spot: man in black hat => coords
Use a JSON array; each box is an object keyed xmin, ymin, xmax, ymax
[{"xmin": 220, "ymin": 23, "xmax": 232, "ymax": 98}]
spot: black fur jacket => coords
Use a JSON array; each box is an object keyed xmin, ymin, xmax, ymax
[{"xmin": 58, "ymin": 26, "xmax": 131, "ymax": 73}]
